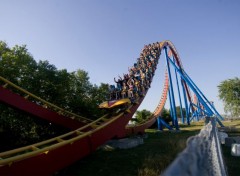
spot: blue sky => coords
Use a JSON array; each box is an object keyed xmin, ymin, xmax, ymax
[{"xmin": 0, "ymin": 0, "xmax": 239, "ymax": 114}]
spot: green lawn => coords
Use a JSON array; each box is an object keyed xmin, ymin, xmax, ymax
[
  {"xmin": 221, "ymin": 120, "xmax": 240, "ymax": 176},
  {"xmin": 57, "ymin": 123, "xmax": 202, "ymax": 176},
  {"xmin": 57, "ymin": 120, "xmax": 240, "ymax": 176}
]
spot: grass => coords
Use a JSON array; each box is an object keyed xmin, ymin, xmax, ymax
[
  {"xmin": 57, "ymin": 123, "xmax": 202, "ymax": 176},
  {"xmin": 221, "ymin": 119, "xmax": 240, "ymax": 176},
  {"xmin": 57, "ymin": 120, "xmax": 240, "ymax": 176},
  {"xmin": 222, "ymin": 145, "xmax": 240, "ymax": 176}
]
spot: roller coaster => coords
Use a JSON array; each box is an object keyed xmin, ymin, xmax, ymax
[{"xmin": 0, "ymin": 41, "xmax": 224, "ymax": 175}]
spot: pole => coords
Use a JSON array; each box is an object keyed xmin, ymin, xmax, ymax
[{"xmin": 164, "ymin": 47, "xmax": 179, "ymax": 130}]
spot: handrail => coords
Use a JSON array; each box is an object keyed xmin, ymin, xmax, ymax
[
  {"xmin": 162, "ymin": 117, "xmax": 227, "ymax": 176},
  {"xmin": 0, "ymin": 40, "xmax": 195, "ymax": 173},
  {"xmin": 0, "ymin": 109, "xmax": 128, "ymax": 165},
  {"xmin": 0, "ymin": 76, "xmax": 93, "ymax": 123}
]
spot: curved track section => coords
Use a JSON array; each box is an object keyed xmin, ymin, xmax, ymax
[
  {"xmin": 0, "ymin": 98, "xmax": 144, "ymax": 175},
  {"xmin": 0, "ymin": 40, "xmax": 189, "ymax": 175},
  {"xmin": 0, "ymin": 76, "xmax": 92, "ymax": 129},
  {"xmin": 126, "ymin": 69, "xmax": 169, "ymax": 135},
  {"xmin": 125, "ymin": 40, "xmax": 192, "ymax": 135},
  {"xmin": 152, "ymin": 70, "xmax": 169, "ymax": 117}
]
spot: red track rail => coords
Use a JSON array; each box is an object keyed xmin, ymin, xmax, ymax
[
  {"xmin": 126, "ymin": 69, "xmax": 169, "ymax": 135},
  {"xmin": 0, "ymin": 97, "xmax": 144, "ymax": 175},
  {"xmin": 125, "ymin": 40, "xmax": 191, "ymax": 135},
  {"xmin": 0, "ymin": 86, "xmax": 86, "ymax": 130},
  {"xmin": 0, "ymin": 40, "xmax": 191, "ymax": 175}
]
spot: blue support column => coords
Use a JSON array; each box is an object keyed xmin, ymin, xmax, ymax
[
  {"xmin": 164, "ymin": 47, "xmax": 179, "ymax": 130},
  {"xmin": 182, "ymin": 70, "xmax": 224, "ymax": 120},
  {"xmin": 157, "ymin": 117, "xmax": 163, "ymax": 131},
  {"xmin": 173, "ymin": 57, "xmax": 184, "ymax": 124},
  {"xmin": 167, "ymin": 58, "xmax": 214, "ymax": 116},
  {"xmin": 166, "ymin": 57, "xmax": 224, "ymax": 126},
  {"xmin": 168, "ymin": 89, "xmax": 175, "ymax": 126},
  {"xmin": 191, "ymin": 103, "xmax": 210, "ymax": 116},
  {"xmin": 158, "ymin": 117, "xmax": 173, "ymax": 130},
  {"xmin": 197, "ymin": 100, "xmax": 201, "ymax": 120},
  {"xmin": 181, "ymin": 81, "xmax": 190, "ymax": 125}
]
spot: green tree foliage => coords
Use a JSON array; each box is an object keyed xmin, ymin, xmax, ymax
[
  {"xmin": 134, "ymin": 109, "xmax": 152, "ymax": 123},
  {"xmin": 218, "ymin": 77, "xmax": 240, "ymax": 117},
  {"xmin": 161, "ymin": 108, "xmax": 172, "ymax": 123},
  {"xmin": 0, "ymin": 42, "xmax": 38, "ymax": 89},
  {"xmin": 168, "ymin": 106, "xmax": 186, "ymax": 120},
  {"xmin": 176, "ymin": 106, "xmax": 186, "ymax": 119},
  {"xmin": 67, "ymin": 69, "xmax": 108, "ymax": 118},
  {"xmin": 0, "ymin": 41, "xmax": 109, "ymax": 151}
]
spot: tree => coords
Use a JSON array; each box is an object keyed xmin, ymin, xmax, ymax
[
  {"xmin": 0, "ymin": 42, "xmax": 38, "ymax": 89},
  {"xmin": 134, "ymin": 109, "xmax": 152, "ymax": 123},
  {"xmin": 161, "ymin": 108, "xmax": 172, "ymax": 123},
  {"xmin": 0, "ymin": 42, "xmax": 70, "ymax": 151},
  {"xmin": 0, "ymin": 41, "xmax": 109, "ymax": 151},
  {"xmin": 65, "ymin": 69, "xmax": 109, "ymax": 119},
  {"xmin": 175, "ymin": 106, "xmax": 186, "ymax": 118},
  {"xmin": 218, "ymin": 77, "xmax": 240, "ymax": 117}
]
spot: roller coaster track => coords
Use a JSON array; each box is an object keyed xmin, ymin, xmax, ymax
[
  {"xmin": 126, "ymin": 69, "xmax": 169, "ymax": 135},
  {"xmin": 0, "ymin": 76, "xmax": 93, "ymax": 129},
  {"xmin": 0, "ymin": 40, "xmax": 191, "ymax": 175}
]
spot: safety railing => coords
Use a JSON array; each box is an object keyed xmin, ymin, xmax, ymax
[
  {"xmin": 0, "ymin": 105, "xmax": 131, "ymax": 166},
  {"xmin": 0, "ymin": 76, "xmax": 93, "ymax": 123},
  {"xmin": 162, "ymin": 117, "xmax": 227, "ymax": 176}
]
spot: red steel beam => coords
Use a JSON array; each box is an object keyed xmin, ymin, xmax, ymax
[{"xmin": 0, "ymin": 86, "xmax": 85, "ymax": 130}]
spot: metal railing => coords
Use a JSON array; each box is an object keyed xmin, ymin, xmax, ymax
[
  {"xmin": 0, "ymin": 76, "xmax": 93, "ymax": 123},
  {"xmin": 162, "ymin": 117, "xmax": 227, "ymax": 176}
]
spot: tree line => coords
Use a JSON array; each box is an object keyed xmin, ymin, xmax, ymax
[
  {"xmin": 218, "ymin": 77, "xmax": 240, "ymax": 118},
  {"xmin": 0, "ymin": 41, "xmax": 109, "ymax": 151},
  {"xmin": 0, "ymin": 40, "xmax": 239, "ymax": 151}
]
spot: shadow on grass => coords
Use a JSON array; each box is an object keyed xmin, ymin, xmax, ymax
[
  {"xmin": 57, "ymin": 130, "xmax": 200, "ymax": 176},
  {"xmin": 221, "ymin": 119, "xmax": 240, "ymax": 176},
  {"xmin": 222, "ymin": 145, "xmax": 240, "ymax": 176}
]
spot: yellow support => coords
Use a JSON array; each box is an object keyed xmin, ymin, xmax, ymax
[
  {"xmin": 75, "ymin": 131, "xmax": 84, "ymax": 135},
  {"xmin": 101, "ymin": 118, "xmax": 109, "ymax": 122},
  {"xmin": 0, "ymin": 112, "xmax": 123, "ymax": 166},
  {"xmin": 0, "ymin": 76, "xmax": 93, "ymax": 124},
  {"xmin": 24, "ymin": 95, "xmax": 30, "ymax": 99},
  {"xmin": 31, "ymin": 146, "xmax": 39, "ymax": 151},
  {"xmin": 90, "ymin": 124, "xmax": 99, "ymax": 129},
  {"xmin": 56, "ymin": 138, "xmax": 64, "ymax": 143},
  {"xmin": 3, "ymin": 83, "xmax": 8, "ymax": 88}
]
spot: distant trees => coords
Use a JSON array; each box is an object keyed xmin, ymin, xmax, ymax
[
  {"xmin": 133, "ymin": 109, "xmax": 152, "ymax": 123},
  {"xmin": 0, "ymin": 41, "xmax": 109, "ymax": 151},
  {"xmin": 161, "ymin": 108, "xmax": 172, "ymax": 123},
  {"xmin": 218, "ymin": 77, "xmax": 240, "ymax": 118},
  {"xmin": 175, "ymin": 106, "xmax": 186, "ymax": 119},
  {"xmin": 166, "ymin": 106, "xmax": 187, "ymax": 122},
  {"xmin": 0, "ymin": 41, "xmax": 109, "ymax": 118}
]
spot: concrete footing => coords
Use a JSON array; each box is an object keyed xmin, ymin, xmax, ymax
[
  {"xmin": 218, "ymin": 132, "xmax": 228, "ymax": 144},
  {"xmin": 231, "ymin": 144, "xmax": 240, "ymax": 157},
  {"xmin": 100, "ymin": 137, "xmax": 144, "ymax": 150},
  {"xmin": 225, "ymin": 136, "xmax": 240, "ymax": 147}
]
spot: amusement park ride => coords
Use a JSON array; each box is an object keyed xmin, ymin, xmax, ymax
[{"xmin": 0, "ymin": 41, "xmax": 224, "ymax": 175}]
